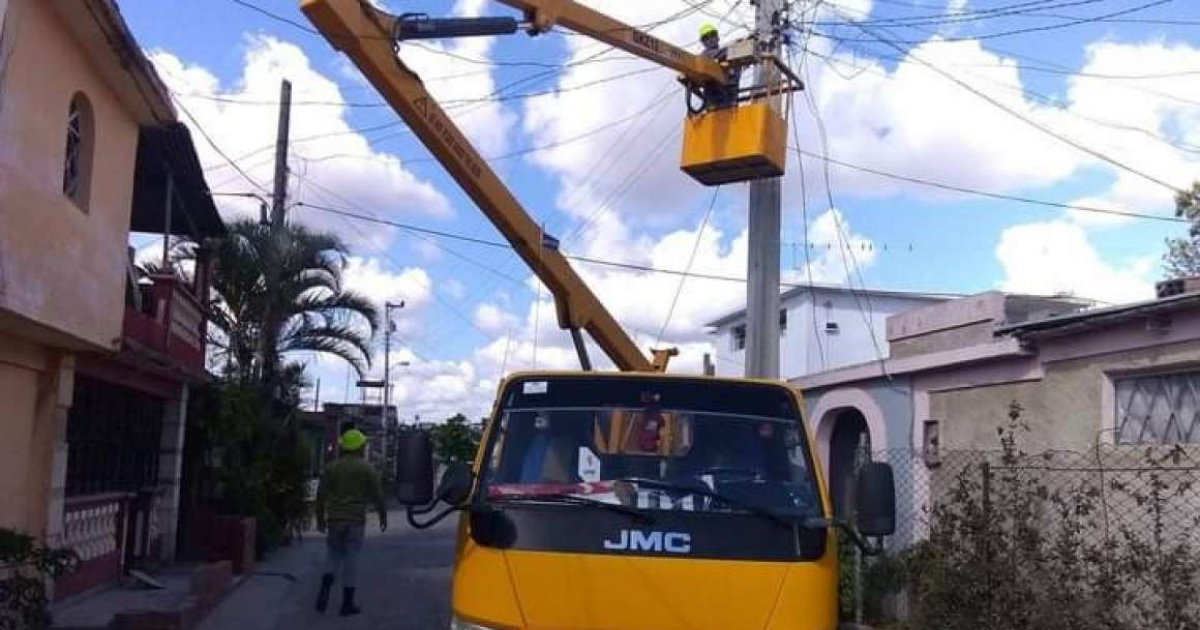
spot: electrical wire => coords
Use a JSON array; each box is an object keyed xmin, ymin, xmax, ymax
[
  {"xmin": 787, "ymin": 30, "xmax": 830, "ymax": 371},
  {"xmin": 801, "ymin": 5, "xmax": 1200, "ymax": 118},
  {"xmin": 283, "ymin": 75, "xmax": 674, "ymax": 168},
  {"xmin": 172, "ymin": 94, "xmax": 271, "ymax": 194},
  {"xmin": 794, "ymin": 48, "xmax": 891, "ymax": 375},
  {"xmin": 290, "ymin": 200, "xmax": 974, "ymax": 295},
  {"xmin": 810, "ymin": 0, "xmax": 1110, "ymax": 28},
  {"xmin": 821, "ymin": 4, "xmax": 1186, "ymax": 194},
  {"xmin": 800, "ymin": 45, "xmax": 1200, "ymax": 156},
  {"xmin": 293, "ymin": 175, "xmax": 522, "ymax": 358},
  {"xmin": 813, "ymin": 0, "xmax": 1174, "ymax": 44},
  {"xmin": 789, "ymin": 145, "xmax": 1190, "ymax": 224},
  {"xmin": 655, "ymin": 186, "xmax": 722, "ymax": 349}
]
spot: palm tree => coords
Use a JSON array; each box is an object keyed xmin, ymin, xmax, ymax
[{"xmin": 192, "ymin": 219, "xmax": 380, "ymax": 386}]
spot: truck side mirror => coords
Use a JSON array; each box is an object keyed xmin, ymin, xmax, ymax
[
  {"xmin": 437, "ymin": 462, "xmax": 474, "ymax": 506},
  {"xmin": 396, "ymin": 431, "xmax": 434, "ymax": 506},
  {"xmin": 855, "ymin": 462, "xmax": 896, "ymax": 537}
]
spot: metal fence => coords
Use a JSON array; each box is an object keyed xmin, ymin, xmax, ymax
[
  {"xmin": 848, "ymin": 443, "xmax": 1200, "ymax": 628},
  {"xmin": 869, "ymin": 444, "xmax": 1200, "ymax": 552}
]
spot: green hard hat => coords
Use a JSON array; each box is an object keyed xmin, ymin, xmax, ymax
[
  {"xmin": 339, "ymin": 429, "xmax": 367, "ymax": 452},
  {"xmin": 699, "ymin": 23, "xmax": 718, "ymax": 38}
]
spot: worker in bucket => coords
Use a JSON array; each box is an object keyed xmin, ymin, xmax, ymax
[
  {"xmin": 698, "ymin": 23, "xmax": 740, "ymax": 108},
  {"xmin": 314, "ymin": 428, "xmax": 388, "ymax": 616}
]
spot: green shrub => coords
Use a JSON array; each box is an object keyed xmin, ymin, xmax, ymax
[
  {"xmin": 0, "ymin": 529, "xmax": 78, "ymax": 630},
  {"xmin": 900, "ymin": 402, "xmax": 1200, "ymax": 630}
]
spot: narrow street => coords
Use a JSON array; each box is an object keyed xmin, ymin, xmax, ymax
[{"xmin": 200, "ymin": 513, "xmax": 457, "ymax": 630}]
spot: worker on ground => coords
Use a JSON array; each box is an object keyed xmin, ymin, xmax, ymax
[
  {"xmin": 314, "ymin": 429, "xmax": 388, "ymax": 616},
  {"xmin": 698, "ymin": 23, "xmax": 739, "ymax": 109}
]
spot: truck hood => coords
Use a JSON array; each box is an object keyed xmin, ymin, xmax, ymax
[
  {"xmin": 451, "ymin": 538, "xmax": 836, "ymax": 630},
  {"xmin": 504, "ymin": 549, "xmax": 789, "ymax": 630}
]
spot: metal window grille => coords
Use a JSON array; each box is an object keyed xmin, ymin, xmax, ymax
[
  {"xmin": 1115, "ymin": 370, "xmax": 1200, "ymax": 444},
  {"xmin": 63, "ymin": 99, "xmax": 83, "ymax": 199},
  {"xmin": 66, "ymin": 376, "xmax": 165, "ymax": 496}
]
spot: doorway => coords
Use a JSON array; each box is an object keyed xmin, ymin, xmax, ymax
[{"xmin": 827, "ymin": 408, "xmax": 870, "ymax": 517}]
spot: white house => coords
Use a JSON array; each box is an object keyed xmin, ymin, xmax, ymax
[{"xmin": 706, "ymin": 284, "xmax": 955, "ymax": 379}]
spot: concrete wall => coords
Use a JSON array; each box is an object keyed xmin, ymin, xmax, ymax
[
  {"xmin": 931, "ymin": 338, "xmax": 1200, "ymax": 451},
  {"xmin": 0, "ymin": 336, "xmax": 44, "ymax": 532},
  {"xmin": 0, "ymin": 330, "xmax": 72, "ymax": 539},
  {"xmin": 714, "ymin": 290, "xmax": 942, "ymax": 379},
  {"xmin": 0, "ymin": 0, "xmax": 140, "ymax": 351}
]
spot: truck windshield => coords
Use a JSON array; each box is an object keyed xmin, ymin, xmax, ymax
[{"xmin": 480, "ymin": 401, "xmax": 820, "ymax": 519}]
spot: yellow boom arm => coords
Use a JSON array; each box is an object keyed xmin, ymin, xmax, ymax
[
  {"xmin": 495, "ymin": 0, "xmax": 728, "ymax": 86},
  {"xmin": 301, "ymin": 0, "xmax": 694, "ymax": 372}
]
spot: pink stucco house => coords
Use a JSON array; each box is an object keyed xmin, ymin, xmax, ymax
[{"xmin": 0, "ymin": 0, "xmax": 223, "ymax": 599}]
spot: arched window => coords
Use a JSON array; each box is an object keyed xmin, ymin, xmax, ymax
[{"xmin": 62, "ymin": 92, "xmax": 94, "ymax": 210}]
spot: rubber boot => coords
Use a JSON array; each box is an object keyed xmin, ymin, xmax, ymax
[
  {"xmin": 339, "ymin": 587, "xmax": 361, "ymax": 616},
  {"xmin": 315, "ymin": 573, "xmax": 334, "ymax": 613}
]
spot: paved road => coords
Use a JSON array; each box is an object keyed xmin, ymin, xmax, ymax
[{"xmin": 200, "ymin": 512, "xmax": 457, "ymax": 630}]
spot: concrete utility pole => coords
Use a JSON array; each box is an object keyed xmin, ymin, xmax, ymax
[
  {"xmin": 744, "ymin": 0, "xmax": 784, "ymax": 379},
  {"xmin": 270, "ymin": 80, "xmax": 293, "ymax": 229},
  {"xmin": 382, "ymin": 301, "xmax": 405, "ymax": 430},
  {"xmin": 259, "ymin": 79, "xmax": 292, "ymax": 393}
]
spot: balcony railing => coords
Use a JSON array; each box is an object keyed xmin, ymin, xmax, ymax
[{"xmin": 122, "ymin": 274, "xmax": 206, "ymax": 371}]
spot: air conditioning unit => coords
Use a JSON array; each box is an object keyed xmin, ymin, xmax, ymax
[{"xmin": 1156, "ymin": 276, "xmax": 1200, "ymax": 299}]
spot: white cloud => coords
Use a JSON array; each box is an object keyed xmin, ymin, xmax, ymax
[
  {"xmin": 341, "ymin": 256, "xmax": 433, "ymax": 338},
  {"xmin": 474, "ymin": 302, "xmax": 520, "ymax": 335},
  {"xmin": 795, "ymin": 209, "xmax": 878, "ymax": 285},
  {"xmin": 1058, "ymin": 41, "xmax": 1200, "ymax": 227},
  {"xmin": 421, "ymin": 206, "xmax": 878, "ymax": 398},
  {"xmin": 342, "ymin": 256, "xmax": 431, "ymax": 308},
  {"xmin": 148, "ymin": 36, "xmax": 450, "ymax": 247},
  {"xmin": 520, "ymin": 8, "xmax": 1109, "ymax": 240},
  {"xmin": 996, "ymin": 221, "xmax": 1155, "ymax": 305},
  {"xmin": 801, "ymin": 38, "xmax": 1085, "ymax": 201}
]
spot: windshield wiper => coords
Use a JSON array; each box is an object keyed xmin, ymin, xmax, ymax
[
  {"xmin": 613, "ymin": 477, "xmax": 800, "ymax": 527},
  {"xmin": 488, "ymin": 492, "xmax": 652, "ymax": 523}
]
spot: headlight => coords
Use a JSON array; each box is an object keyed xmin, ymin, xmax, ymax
[{"xmin": 451, "ymin": 615, "xmax": 504, "ymax": 630}]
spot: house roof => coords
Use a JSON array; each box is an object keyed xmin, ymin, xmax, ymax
[
  {"xmin": 705, "ymin": 283, "xmax": 958, "ymax": 329},
  {"xmin": 51, "ymin": 2, "xmax": 224, "ymax": 237},
  {"xmin": 51, "ymin": 0, "xmax": 175, "ymax": 124},
  {"xmin": 996, "ymin": 291, "xmax": 1200, "ymax": 339},
  {"xmin": 793, "ymin": 291, "xmax": 1200, "ymax": 391},
  {"xmin": 130, "ymin": 124, "xmax": 225, "ymax": 238}
]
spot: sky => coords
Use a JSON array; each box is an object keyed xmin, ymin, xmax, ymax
[{"xmin": 119, "ymin": 0, "xmax": 1200, "ymax": 421}]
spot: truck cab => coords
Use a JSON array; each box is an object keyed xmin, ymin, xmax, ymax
[{"xmin": 398, "ymin": 372, "xmax": 896, "ymax": 630}]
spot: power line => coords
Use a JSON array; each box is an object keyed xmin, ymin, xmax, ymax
[
  {"xmin": 290, "ymin": 200, "xmax": 963, "ymax": 293},
  {"xmin": 175, "ymin": 62, "xmax": 664, "ymax": 111},
  {"xmin": 822, "ymin": 4, "xmax": 1186, "ymax": 194},
  {"xmin": 800, "ymin": 44, "xmax": 1200, "ymax": 155},
  {"xmin": 795, "ymin": 49, "xmax": 891, "ymax": 374},
  {"xmin": 291, "ymin": 176, "xmax": 520, "ymax": 355},
  {"xmin": 812, "ymin": 0, "xmax": 1174, "ymax": 44},
  {"xmin": 788, "ymin": 82, "xmax": 829, "ymax": 370},
  {"xmin": 656, "ymin": 186, "xmax": 722, "ymax": 348},
  {"xmin": 790, "ymin": 145, "xmax": 1190, "ymax": 224},
  {"xmin": 299, "ymin": 85, "xmax": 678, "ymax": 168},
  {"xmin": 806, "ymin": 1, "xmax": 1200, "ymax": 103},
  {"xmin": 811, "ymin": 0, "xmax": 1110, "ymax": 28},
  {"xmin": 229, "ymin": 0, "xmax": 719, "ymax": 67},
  {"xmin": 173, "ymin": 94, "xmax": 270, "ymax": 194}
]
